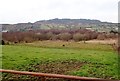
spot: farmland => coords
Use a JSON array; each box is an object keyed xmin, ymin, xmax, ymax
[{"xmin": 2, "ymin": 40, "xmax": 119, "ymax": 80}]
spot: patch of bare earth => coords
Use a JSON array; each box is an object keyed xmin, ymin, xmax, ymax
[
  {"xmin": 84, "ymin": 39, "xmax": 117, "ymax": 45},
  {"xmin": 3, "ymin": 60, "xmax": 84, "ymax": 81},
  {"xmin": 32, "ymin": 60, "xmax": 84, "ymax": 75}
]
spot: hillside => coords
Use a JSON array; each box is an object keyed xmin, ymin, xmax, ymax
[{"xmin": 1, "ymin": 18, "xmax": 118, "ymax": 32}]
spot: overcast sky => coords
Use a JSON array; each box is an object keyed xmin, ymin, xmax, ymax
[{"xmin": 0, "ymin": 0, "xmax": 119, "ymax": 24}]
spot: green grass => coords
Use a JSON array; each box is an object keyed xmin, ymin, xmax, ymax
[
  {"xmin": 2, "ymin": 41, "xmax": 119, "ymax": 79},
  {"xmin": 25, "ymin": 41, "xmax": 113, "ymax": 51}
]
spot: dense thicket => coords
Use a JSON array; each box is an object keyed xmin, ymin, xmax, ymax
[{"xmin": 2, "ymin": 29, "xmax": 117, "ymax": 44}]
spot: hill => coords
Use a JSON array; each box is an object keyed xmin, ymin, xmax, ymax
[{"xmin": 1, "ymin": 18, "xmax": 118, "ymax": 32}]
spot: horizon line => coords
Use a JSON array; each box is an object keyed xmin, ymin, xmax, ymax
[{"xmin": 0, "ymin": 18, "xmax": 116, "ymax": 24}]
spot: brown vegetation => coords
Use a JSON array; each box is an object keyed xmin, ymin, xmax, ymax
[{"xmin": 2, "ymin": 29, "xmax": 117, "ymax": 44}]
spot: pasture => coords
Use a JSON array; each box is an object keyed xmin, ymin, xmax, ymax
[{"xmin": 2, "ymin": 41, "xmax": 119, "ymax": 80}]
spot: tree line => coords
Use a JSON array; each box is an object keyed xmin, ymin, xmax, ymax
[{"xmin": 2, "ymin": 29, "xmax": 117, "ymax": 44}]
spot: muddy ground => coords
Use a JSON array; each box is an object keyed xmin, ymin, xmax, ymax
[{"xmin": 2, "ymin": 60, "xmax": 84, "ymax": 81}]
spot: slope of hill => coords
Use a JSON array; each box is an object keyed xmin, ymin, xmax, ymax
[{"xmin": 1, "ymin": 18, "xmax": 118, "ymax": 32}]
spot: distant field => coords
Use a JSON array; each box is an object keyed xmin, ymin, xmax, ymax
[
  {"xmin": 2, "ymin": 41, "xmax": 119, "ymax": 80},
  {"xmin": 24, "ymin": 40, "xmax": 114, "ymax": 51},
  {"xmin": 85, "ymin": 39, "xmax": 117, "ymax": 44}
]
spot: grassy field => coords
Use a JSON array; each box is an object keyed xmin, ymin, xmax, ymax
[{"xmin": 2, "ymin": 41, "xmax": 119, "ymax": 80}]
